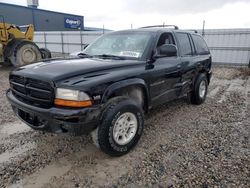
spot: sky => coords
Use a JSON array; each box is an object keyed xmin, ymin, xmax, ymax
[{"xmin": 0, "ymin": 0, "xmax": 250, "ymax": 30}]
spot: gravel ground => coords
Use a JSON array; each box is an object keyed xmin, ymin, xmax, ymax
[{"xmin": 0, "ymin": 65, "xmax": 249, "ymax": 188}]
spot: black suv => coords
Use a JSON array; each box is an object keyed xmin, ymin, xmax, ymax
[{"xmin": 7, "ymin": 25, "xmax": 212, "ymax": 156}]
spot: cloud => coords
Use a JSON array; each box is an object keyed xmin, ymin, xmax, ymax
[
  {"xmin": 1, "ymin": 0, "xmax": 250, "ymax": 30},
  {"xmin": 85, "ymin": 1, "xmax": 250, "ymax": 30},
  {"xmin": 122, "ymin": 0, "xmax": 249, "ymax": 14}
]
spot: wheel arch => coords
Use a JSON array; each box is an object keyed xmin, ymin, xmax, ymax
[
  {"xmin": 101, "ymin": 78, "xmax": 150, "ymax": 112},
  {"xmin": 192, "ymin": 67, "xmax": 211, "ymax": 87},
  {"xmin": 198, "ymin": 69, "xmax": 211, "ymax": 85}
]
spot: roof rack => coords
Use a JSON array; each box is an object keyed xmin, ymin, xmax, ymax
[
  {"xmin": 140, "ymin": 25, "xmax": 179, "ymax": 30},
  {"xmin": 187, "ymin": 29, "xmax": 198, "ymax": 33}
]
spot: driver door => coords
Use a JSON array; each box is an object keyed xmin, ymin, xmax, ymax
[{"xmin": 148, "ymin": 32, "xmax": 182, "ymax": 106}]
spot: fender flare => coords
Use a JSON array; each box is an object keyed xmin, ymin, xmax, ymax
[{"xmin": 101, "ymin": 78, "xmax": 150, "ymax": 109}]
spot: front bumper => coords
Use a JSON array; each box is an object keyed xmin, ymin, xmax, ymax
[{"xmin": 6, "ymin": 90, "xmax": 101, "ymax": 135}]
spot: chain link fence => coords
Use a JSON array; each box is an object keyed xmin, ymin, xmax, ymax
[
  {"xmin": 34, "ymin": 29, "xmax": 250, "ymax": 66},
  {"xmin": 34, "ymin": 31, "xmax": 104, "ymax": 54}
]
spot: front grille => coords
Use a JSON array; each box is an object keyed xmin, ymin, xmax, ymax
[{"xmin": 10, "ymin": 75, "xmax": 54, "ymax": 108}]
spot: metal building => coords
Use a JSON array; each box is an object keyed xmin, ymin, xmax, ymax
[{"xmin": 0, "ymin": 2, "xmax": 84, "ymax": 31}]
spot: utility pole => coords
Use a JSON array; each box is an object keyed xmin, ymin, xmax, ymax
[{"xmin": 202, "ymin": 20, "xmax": 205, "ymax": 36}]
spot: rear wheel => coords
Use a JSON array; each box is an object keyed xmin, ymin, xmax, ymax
[
  {"xmin": 40, "ymin": 48, "xmax": 52, "ymax": 59},
  {"xmin": 189, "ymin": 73, "xmax": 208, "ymax": 105},
  {"xmin": 92, "ymin": 97, "xmax": 144, "ymax": 156},
  {"xmin": 9, "ymin": 41, "xmax": 42, "ymax": 67}
]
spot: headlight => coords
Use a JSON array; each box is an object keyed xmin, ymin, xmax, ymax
[
  {"xmin": 55, "ymin": 88, "xmax": 90, "ymax": 101},
  {"xmin": 54, "ymin": 88, "xmax": 92, "ymax": 107}
]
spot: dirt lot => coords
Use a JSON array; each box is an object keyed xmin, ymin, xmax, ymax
[{"xmin": 0, "ymin": 66, "xmax": 249, "ymax": 188}]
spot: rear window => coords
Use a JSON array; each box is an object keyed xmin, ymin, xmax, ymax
[
  {"xmin": 192, "ymin": 35, "xmax": 209, "ymax": 55},
  {"xmin": 175, "ymin": 33, "xmax": 192, "ymax": 56}
]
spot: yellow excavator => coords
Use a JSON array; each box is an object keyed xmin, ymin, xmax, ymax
[{"xmin": 0, "ymin": 15, "xmax": 51, "ymax": 67}]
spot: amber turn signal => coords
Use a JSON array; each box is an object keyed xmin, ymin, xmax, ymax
[{"xmin": 54, "ymin": 98, "xmax": 92, "ymax": 107}]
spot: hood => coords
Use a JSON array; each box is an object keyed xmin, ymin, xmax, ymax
[{"xmin": 12, "ymin": 58, "xmax": 142, "ymax": 82}]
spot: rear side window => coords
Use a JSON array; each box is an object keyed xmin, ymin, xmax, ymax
[
  {"xmin": 175, "ymin": 33, "xmax": 192, "ymax": 56},
  {"xmin": 192, "ymin": 35, "xmax": 209, "ymax": 55}
]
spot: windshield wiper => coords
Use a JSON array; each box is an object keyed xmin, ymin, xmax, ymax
[
  {"xmin": 94, "ymin": 54, "xmax": 126, "ymax": 60},
  {"xmin": 77, "ymin": 53, "xmax": 93, "ymax": 58}
]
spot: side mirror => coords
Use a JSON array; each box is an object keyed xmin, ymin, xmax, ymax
[{"xmin": 157, "ymin": 44, "xmax": 177, "ymax": 57}]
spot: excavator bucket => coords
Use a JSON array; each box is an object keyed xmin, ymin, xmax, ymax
[{"xmin": 24, "ymin": 24, "xmax": 34, "ymax": 41}]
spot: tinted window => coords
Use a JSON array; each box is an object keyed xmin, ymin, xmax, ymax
[
  {"xmin": 176, "ymin": 33, "xmax": 192, "ymax": 56},
  {"xmin": 192, "ymin": 35, "xmax": 209, "ymax": 55}
]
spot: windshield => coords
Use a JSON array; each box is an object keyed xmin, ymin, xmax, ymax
[{"xmin": 84, "ymin": 32, "xmax": 152, "ymax": 60}]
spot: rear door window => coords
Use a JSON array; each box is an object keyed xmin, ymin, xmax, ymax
[
  {"xmin": 175, "ymin": 33, "xmax": 192, "ymax": 56},
  {"xmin": 192, "ymin": 35, "xmax": 209, "ymax": 55}
]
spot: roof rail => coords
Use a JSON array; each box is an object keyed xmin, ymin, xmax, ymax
[
  {"xmin": 140, "ymin": 25, "xmax": 179, "ymax": 30},
  {"xmin": 187, "ymin": 29, "xmax": 198, "ymax": 33}
]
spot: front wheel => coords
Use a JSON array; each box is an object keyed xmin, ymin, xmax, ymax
[
  {"xmin": 189, "ymin": 73, "xmax": 208, "ymax": 105},
  {"xmin": 92, "ymin": 97, "xmax": 144, "ymax": 156},
  {"xmin": 9, "ymin": 41, "xmax": 42, "ymax": 67}
]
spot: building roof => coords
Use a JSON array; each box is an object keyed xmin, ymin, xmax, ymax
[{"xmin": 0, "ymin": 2, "xmax": 83, "ymax": 18}]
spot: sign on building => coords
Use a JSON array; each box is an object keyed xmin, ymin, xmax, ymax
[{"xmin": 64, "ymin": 17, "xmax": 82, "ymax": 29}]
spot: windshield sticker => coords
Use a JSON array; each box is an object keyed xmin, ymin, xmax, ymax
[{"xmin": 120, "ymin": 51, "xmax": 140, "ymax": 58}]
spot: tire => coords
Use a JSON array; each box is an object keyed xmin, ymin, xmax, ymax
[
  {"xmin": 91, "ymin": 126, "xmax": 100, "ymax": 148},
  {"xmin": 189, "ymin": 73, "xmax": 208, "ymax": 105},
  {"xmin": 40, "ymin": 48, "xmax": 52, "ymax": 59},
  {"xmin": 93, "ymin": 96, "xmax": 144, "ymax": 156},
  {"xmin": 2, "ymin": 59, "xmax": 12, "ymax": 67},
  {"xmin": 9, "ymin": 41, "xmax": 42, "ymax": 67}
]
